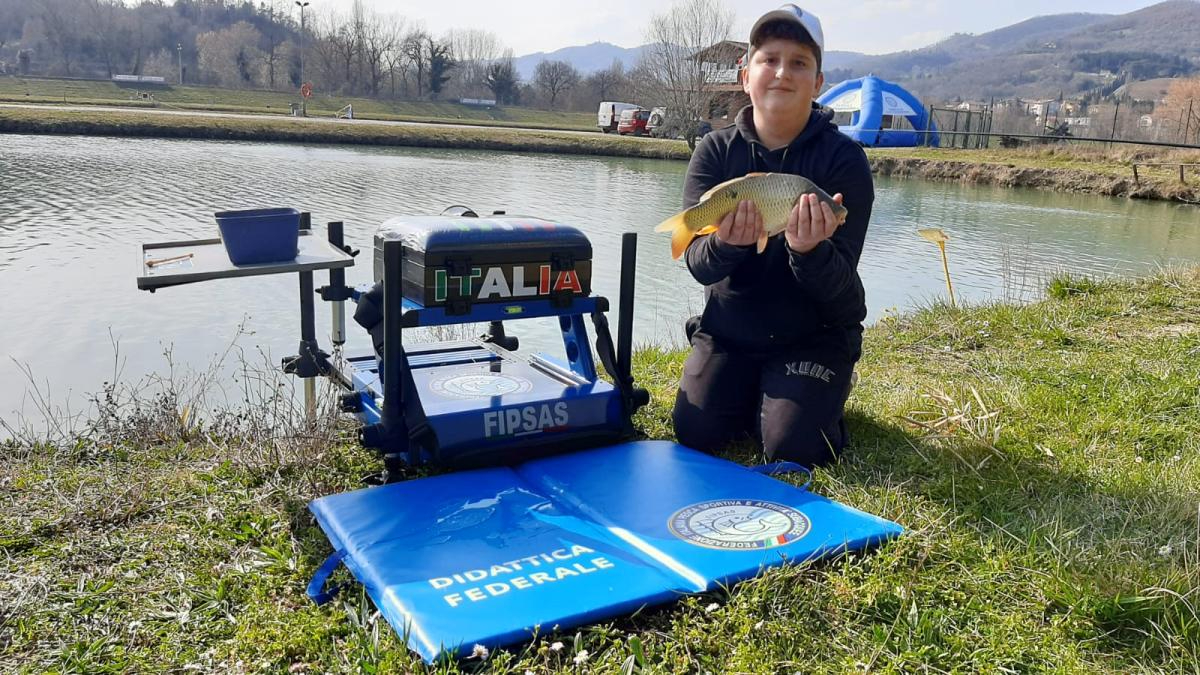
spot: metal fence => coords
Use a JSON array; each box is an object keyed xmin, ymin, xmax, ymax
[{"xmin": 918, "ymin": 100, "xmax": 1200, "ymax": 152}]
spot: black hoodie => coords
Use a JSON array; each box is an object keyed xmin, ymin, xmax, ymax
[{"xmin": 682, "ymin": 104, "xmax": 874, "ymax": 359}]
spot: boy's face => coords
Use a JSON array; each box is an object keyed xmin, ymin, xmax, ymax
[{"xmin": 742, "ymin": 37, "xmax": 824, "ymax": 118}]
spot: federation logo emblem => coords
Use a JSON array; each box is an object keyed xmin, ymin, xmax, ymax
[
  {"xmin": 668, "ymin": 500, "xmax": 810, "ymax": 550},
  {"xmin": 429, "ymin": 372, "xmax": 533, "ymax": 399}
]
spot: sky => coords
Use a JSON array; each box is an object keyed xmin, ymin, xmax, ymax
[{"xmin": 319, "ymin": 0, "xmax": 1169, "ymax": 56}]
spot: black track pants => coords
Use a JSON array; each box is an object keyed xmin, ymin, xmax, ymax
[{"xmin": 672, "ymin": 330, "xmax": 855, "ymax": 467}]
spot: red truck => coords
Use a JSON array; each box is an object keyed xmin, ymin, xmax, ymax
[{"xmin": 616, "ymin": 108, "xmax": 651, "ymax": 136}]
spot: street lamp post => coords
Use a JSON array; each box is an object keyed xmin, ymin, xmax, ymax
[
  {"xmin": 296, "ymin": 0, "xmax": 309, "ymax": 116},
  {"xmin": 176, "ymin": 43, "xmax": 182, "ymax": 85}
]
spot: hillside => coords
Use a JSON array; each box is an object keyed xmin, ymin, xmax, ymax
[
  {"xmin": 512, "ymin": 40, "xmax": 866, "ymax": 80},
  {"xmin": 506, "ymin": 2, "xmax": 1200, "ymax": 103},
  {"xmin": 828, "ymin": 0, "xmax": 1200, "ymax": 101},
  {"xmin": 513, "ymin": 42, "xmax": 648, "ymax": 80}
]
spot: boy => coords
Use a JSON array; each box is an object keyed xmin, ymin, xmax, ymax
[{"xmin": 671, "ymin": 4, "xmax": 874, "ymax": 467}]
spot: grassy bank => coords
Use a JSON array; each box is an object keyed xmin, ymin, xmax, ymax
[
  {"xmin": 871, "ymin": 145, "xmax": 1200, "ymax": 203},
  {"xmin": 0, "ymin": 106, "xmax": 688, "ymax": 160},
  {"xmin": 0, "ymin": 76, "xmax": 596, "ymax": 131},
  {"xmin": 2, "ymin": 269, "xmax": 1198, "ymax": 672},
  {"xmin": 5, "ymin": 94, "xmax": 1200, "ymax": 203}
]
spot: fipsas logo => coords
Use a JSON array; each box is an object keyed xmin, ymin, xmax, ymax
[{"xmin": 483, "ymin": 402, "xmax": 569, "ymax": 438}]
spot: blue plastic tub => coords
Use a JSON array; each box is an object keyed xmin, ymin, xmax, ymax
[{"xmin": 214, "ymin": 207, "xmax": 301, "ymax": 265}]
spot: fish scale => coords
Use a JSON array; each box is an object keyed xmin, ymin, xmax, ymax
[{"xmin": 655, "ymin": 172, "xmax": 847, "ymax": 259}]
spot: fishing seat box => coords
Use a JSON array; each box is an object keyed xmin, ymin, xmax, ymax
[{"xmin": 373, "ymin": 215, "xmax": 593, "ymax": 314}]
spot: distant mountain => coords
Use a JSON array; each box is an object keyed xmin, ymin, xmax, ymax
[
  {"xmin": 513, "ymin": 42, "xmax": 649, "ymax": 80},
  {"xmin": 827, "ymin": 0, "xmax": 1200, "ymax": 101},
  {"xmin": 515, "ymin": 1, "xmax": 1200, "ymax": 101},
  {"xmin": 513, "ymin": 42, "xmax": 865, "ymax": 82},
  {"xmin": 822, "ymin": 50, "xmax": 867, "ymax": 71}
]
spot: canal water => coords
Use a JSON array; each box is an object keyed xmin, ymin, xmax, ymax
[{"xmin": 2, "ymin": 133, "xmax": 1198, "ymax": 428}]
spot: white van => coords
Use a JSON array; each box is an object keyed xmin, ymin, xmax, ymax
[{"xmin": 597, "ymin": 101, "xmax": 640, "ymax": 133}]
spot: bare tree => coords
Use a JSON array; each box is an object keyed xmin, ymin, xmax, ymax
[
  {"xmin": 356, "ymin": 6, "xmax": 401, "ymax": 95},
  {"xmin": 141, "ymin": 47, "xmax": 178, "ymax": 81},
  {"xmin": 196, "ymin": 21, "xmax": 264, "ymax": 87},
  {"xmin": 307, "ymin": 10, "xmax": 345, "ymax": 92},
  {"xmin": 124, "ymin": 2, "xmax": 163, "ymax": 77},
  {"xmin": 585, "ymin": 59, "xmax": 629, "ymax": 102},
  {"xmin": 402, "ymin": 29, "xmax": 429, "ymax": 98},
  {"xmin": 1158, "ymin": 76, "xmax": 1200, "ymax": 145},
  {"xmin": 381, "ymin": 22, "xmax": 414, "ymax": 97},
  {"xmin": 330, "ymin": 21, "xmax": 358, "ymax": 90},
  {"xmin": 85, "ymin": 0, "xmax": 122, "ymax": 78},
  {"xmin": 258, "ymin": 0, "xmax": 287, "ymax": 89},
  {"xmin": 39, "ymin": 0, "xmax": 85, "ymax": 76},
  {"xmin": 534, "ymin": 59, "xmax": 580, "ymax": 109},
  {"xmin": 447, "ymin": 28, "xmax": 502, "ymax": 98},
  {"xmin": 639, "ymin": 0, "xmax": 734, "ymax": 148}
]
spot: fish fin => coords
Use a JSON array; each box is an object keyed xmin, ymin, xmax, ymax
[
  {"xmin": 670, "ymin": 217, "xmax": 698, "ymax": 260},
  {"xmin": 656, "ymin": 210, "xmax": 698, "ymax": 260},
  {"xmin": 756, "ymin": 231, "xmax": 768, "ymax": 254},
  {"xmin": 698, "ymin": 175, "xmax": 750, "ymax": 202},
  {"xmin": 654, "ymin": 210, "xmax": 685, "ymax": 232},
  {"xmin": 696, "ymin": 224, "xmax": 718, "ymax": 235}
]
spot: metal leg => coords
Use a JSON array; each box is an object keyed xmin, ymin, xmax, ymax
[
  {"xmin": 282, "ymin": 269, "xmax": 328, "ymax": 423},
  {"xmin": 304, "ymin": 377, "xmax": 317, "ymax": 424},
  {"xmin": 325, "ymin": 221, "xmax": 349, "ymax": 346}
]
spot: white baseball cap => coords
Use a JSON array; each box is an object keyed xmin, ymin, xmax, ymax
[{"xmin": 748, "ymin": 4, "xmax": 825, "ymax": 59}]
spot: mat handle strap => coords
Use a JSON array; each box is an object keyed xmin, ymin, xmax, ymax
[
  {"xmin": 751, "ymin": 462, "xmax": 812, "ymax": 491},
  {"xmin": 307, "ymin": 549, "xmax": 347, "ymax": 606}
]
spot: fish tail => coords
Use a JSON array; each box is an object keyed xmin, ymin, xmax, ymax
[{"xmin": 655, "ymin": 210, "xmax": 698, "ymax": 260}]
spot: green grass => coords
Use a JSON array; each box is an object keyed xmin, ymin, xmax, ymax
[
  {"xmin": 2, "ymin": 269, "xmax": 1199, "ymax": 672},
  {"xmin": 0, "ymin": 106, "xmax": 691, "ymax": 160},
  {"xmin": 870, "ymin": 144, "xmax": 1200, "ymax": 184},
  {"xmin": 0, "ymin": 75, "xmax": 596, "ymax": 131}
]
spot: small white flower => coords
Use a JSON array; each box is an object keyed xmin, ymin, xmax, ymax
[
  {"xmin": 525, "ymin": 671, "xmax": 536, "ymax": 675},
  {"xmin": 753, "ymin": 620, "xmax": 764, "ymax": 630},
  {"xmin": 705, "ymin": 602, "xmax": 720, "ymax": 613},
  {"xmin": 471, "ymin": 644, "xmax": 489, "ymax": 660},
  {"xmin": 1159, "ymin": 544, "xmax": 1173, "ymax": 556},
  {"xmin": 1173, "ymin": 455, "xmax": 1182, "ymax": 462},
  {"xmin": 549, "ymin": 641, "xmax": 564, "ymax": 652},
  {"xmin": 573, "ymin": 649, "xmax": 590, "ymax": 665},
  {"xmin": 1135, "ymin": 456, "xmax": 1144, "ymax": 463}
]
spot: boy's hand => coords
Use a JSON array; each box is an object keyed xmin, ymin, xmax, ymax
[
  {"xmin": 715, "ymin": 199, "xmax": 764, "ymax": 247},
  {"xmin": 785, "ymin": 193, "xmax": 845, "ymax": 254}
]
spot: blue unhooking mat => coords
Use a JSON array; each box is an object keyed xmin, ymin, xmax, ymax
[{"xmin": 307, "ymin": 441, "xmax": 903, "ymax": 662}]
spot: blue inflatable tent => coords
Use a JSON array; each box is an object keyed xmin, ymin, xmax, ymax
[{"xmin": 817, "ymin": 75, "xmax": 938, "ymax": 148}]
